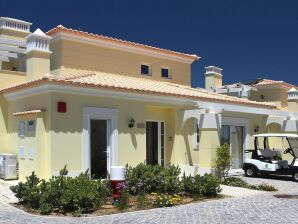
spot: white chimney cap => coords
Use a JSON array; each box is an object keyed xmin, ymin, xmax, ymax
[
  {"xmin": 288, "ymin": 87, "xmax": 297, "ymax": 93},
  {"xmin": 205, "ymin": 66, "xmax": 223, "ymax": 76}
]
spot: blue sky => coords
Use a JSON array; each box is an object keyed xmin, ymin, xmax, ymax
[{"xmin": 3, "ymin": 0, "xmax": 298, "ymax": 87}]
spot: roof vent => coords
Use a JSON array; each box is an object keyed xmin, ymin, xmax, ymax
[
  {"xmin": 287, "ymin": 87, "xmax": 298, "ymax": 101},
  {"xmin": 204, "ymin": 66, "xmax": 223, "ymax": 90},
  {"xmin": 26, "ymin": 28, "xmax": 52, "ymax": 53}
]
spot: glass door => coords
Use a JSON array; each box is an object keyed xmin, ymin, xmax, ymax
[
  {"xmin": 146, "ymin": 121, "xmax": 165, "ymax": 166},
  {"xmin": 220, "ymin": 125, "xmax": 244, "ymax": 169},
  {"xmin": 230, "ymin": 126, "xmax": 244, "ymax": 169},
  {"xmin": 90, "ymin": 119, "xmax": 108, "ymax": 179}
]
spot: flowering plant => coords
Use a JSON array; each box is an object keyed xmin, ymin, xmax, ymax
[{"xmin": 153, "ymin": 193, "xmax": 181, "ymax": 207}]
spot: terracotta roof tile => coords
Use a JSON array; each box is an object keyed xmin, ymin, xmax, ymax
[
  {"xmin": 12, "ymin": 109, "xmax": 45, "ymax": 116},
  {"xmin": 46, "ymin": 25, "xmax": 200, "ymax": 62},
  {"xmin": 1, "ymin": 72, "xmax": 276, "ymax": 109},
  {"xmin": 252, "ymin": 79, "xmax": 296, "ymax": 89}
]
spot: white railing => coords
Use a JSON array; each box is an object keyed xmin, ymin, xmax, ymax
[
  {"xmin": 205, "ymin": 66, "xmax": 223, "ymax": 75},
  {"xmin": 288, "ymin": 88, "xmax": 298, "ymax": 100},
  {"xmin": 26, "ymin": 29, "xmax": 51, "ymax": 53},
  {"xmin": 0, "ymin": 17, "xmax": 31, "ymax": 32}
]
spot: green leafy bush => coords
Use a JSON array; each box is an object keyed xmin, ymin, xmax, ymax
[
  {"xmin": 212, "ymin": 143, "xmax": 231, "ymax": 179},
  {"xmin": 200, "ymin": 174, "xmax": 222, "ymax": 197},
  {"xmin": 222, "ymin": 177, "xmax": 249, "ymax": 188},
  {"xmin": 222, "ymin": 177, "xmax": 277, "ymax": 192},
  {"xmin": 125, "ymin": 163, "xmax": 181, "ymax": 195},
  {"xmin": 10, "ymin": 166, "xmax": 111, "ymax": 216},
  {"xmin": 248, "ymin": 183, "xmax": 277, "ymax": 191},
  {"xmin": 181, "ymin": 173, "xmax": 222, "ymax": 198},
  {"xmin": 10, "ymin": 172, "xmax": 41, "ymax": 209}
]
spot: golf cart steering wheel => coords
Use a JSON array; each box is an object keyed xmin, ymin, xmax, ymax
[{"xmin": 284, "ymin": 148, "xmax": 291, "ymax": 154}]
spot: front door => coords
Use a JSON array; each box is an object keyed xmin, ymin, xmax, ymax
[
  {"xmin": 221, "ymin": 125, "xmax": 244, "ymax": 169},
  {"xmin": 146, "ymin": 121, "xmax": 165, "ymax": 166},
  {"xmin": 90, "ymin": 119, "xmax": 108, "ymax": 179}
]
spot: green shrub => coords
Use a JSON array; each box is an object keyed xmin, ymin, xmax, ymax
[
  {"xmin": 137, "ymin": 191, "xmax": 147, "ymax": 208},
  {"xmin": 125, "ymin": 163, "xmax": 181, "ymax": 195},
  {"xmin": 181, "ymin": 173, "xmax": 222, "ymax": 198},
  {"xmin": 248, "ymin": 183, "xmax": 277, "ymax": 191},
  {"xmin": 222, "ymin": 177, "xmax": 277, "ymax": 192},
  {"xmin": 10, "ymin": 172, "xmax": 41, "ymax": 209},
  {"xmin": 212, "ymin": 143, "xmax": 231, "ymax": 179},
  {"xmin": 200, "ymin": 174, "xmax": 222, "ymax": 197},
  {"xmin": 222, "ymin": 177, "xmax": 249, "ymax": 188},
  {"xmin": 181, "ymin": 174, "xmax": 202, "ymax": 198},
  {"xmin": 10, "ymin": 166, "xmax": 112, "ymax": 216}
]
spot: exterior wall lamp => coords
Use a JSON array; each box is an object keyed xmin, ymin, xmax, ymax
[
  {"xmin": 128, "ymin": 118, "xmax": 135, "ymax": 128},
  {"xmin": 254, "ymin": 125, "xmax": 260, "ymax": 133}
]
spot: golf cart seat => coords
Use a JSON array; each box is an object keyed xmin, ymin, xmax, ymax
[{"xmin": 258, "ymin": 149, "xmax": 288, "ymax": 168}]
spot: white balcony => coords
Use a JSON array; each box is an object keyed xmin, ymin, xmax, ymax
[{"xmin": 0, "ymin": 17, "xmax": 31, "ymax": 33}]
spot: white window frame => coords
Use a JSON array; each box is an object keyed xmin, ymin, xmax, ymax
[
  {"xmin": 141, "ymin": 63, "xmax": 151, "ymax": 76},
  {"xmin": 83, "ymin": 107, "xmax": 118, "ymax": 175},
  {"xmin": 161, "ymin": 66, "xmax": 171, "ymax": 79}
]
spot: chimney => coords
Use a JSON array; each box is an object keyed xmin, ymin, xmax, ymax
[
  {"xmin": 287, "ymin": 87, "xmax": 298, "ymax": 112},
  {"xmin": 26, "ymin": 28, "xmax": 51, "ymax": 81},
  {"xmin": 204, "ymin": 66, "xmax": 223, "ymax": 90}
]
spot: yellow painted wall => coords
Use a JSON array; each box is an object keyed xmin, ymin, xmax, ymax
[
  {"xmin": 0, "ymin": 96, "xmax": 8, "ymax": 152},
  {"xmin": 7, "ymin": 93, "xmax": 51, "ymax": 180},
  {"xmin": 205, "ymin": 74, "xmax": 222, "ymax": 90},
  {"xmin": 0, "ymin": 70, "xmax": 26, "ymax": 89},
  {"xmin": 250, "ymin": 88, "xmax": 288, "ymax": 109},
  {"xmin": 48, "ymin": 92, "xmax": 187, "ymax": 174},
  {"xmin": 198, "ymin": 129, "xmax": 220, "ymax": 168},
  {"xmin": 50, "ymin": 39, "xmax": 191, "ymax": 86},
  {"xmin": 171, "ymin": 116, "xmax": 199, "ymax": 166},
  {"xmin": 26, "ymin": 51, "xmax": 51, "ymax": 81},
  {"xmin": 288, "ymin": 100, "xmax": 298, "ymax": 112}
]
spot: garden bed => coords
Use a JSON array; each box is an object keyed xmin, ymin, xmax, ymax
[
  {"xmin": 10, "ymin": 164, "xmax": 223, "ymax": 217},
  {"xmin": 12, "ymin": 194, "xmax": 225, "ymax": 217}
]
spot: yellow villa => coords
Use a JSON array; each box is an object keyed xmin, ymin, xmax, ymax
[{"xmin": 0, "ymin": 17, "xmax": 298, "ymax": 181}]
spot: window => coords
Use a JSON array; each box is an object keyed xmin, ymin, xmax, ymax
[
  {"xmin": 141, "ymin": 64, "xmax": 150, "ymax": 75},
  {"xmin": 161, "ymin": 67, "xmax": 170, "ymax": 78},
  {"xmin": 220, "ymin": 125, "xmax": 230, "ymax": 145},
  {"xmin": 195, "ymin": 123, "xmax": 200, "ymax": 148}
]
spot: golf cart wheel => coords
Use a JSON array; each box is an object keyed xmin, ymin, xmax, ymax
[
  {"xmin": 293, "ymin": 172, "xmax": 298, "ymax": 182},
  {"xmin": 244, "ymin": 167, "xmax": 257, "ymax": 177}
]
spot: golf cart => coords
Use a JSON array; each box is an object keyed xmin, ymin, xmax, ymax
[{"xmin": 243, "ymin": 133, "xmax": 298, "ymax": 182}]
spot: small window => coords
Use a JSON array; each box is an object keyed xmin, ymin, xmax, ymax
[
  {"xmin": 195, "ymin": 123, "xmax": 200, "ymax": 148},
  {"xmin": 141, "ymin": 64, "xmax": 150, "ymax": 75},
  {"xmin": 161, "ymin": 67, "xmax": 170, "ymax": 78}
]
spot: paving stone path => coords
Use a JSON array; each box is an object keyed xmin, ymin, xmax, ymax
[{"xmin": 0, "ymin": 176, "xmax": 297, "ymax": 224}]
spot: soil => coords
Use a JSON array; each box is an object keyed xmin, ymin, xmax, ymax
[{"xmin": 12, "ymin": 195, "xmax": 225, "ymax": 217}]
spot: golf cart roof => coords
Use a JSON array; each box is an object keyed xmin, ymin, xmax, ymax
[{"xmin": 253, "ymin": 133, "xmax": 298, "ymax": 138}]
